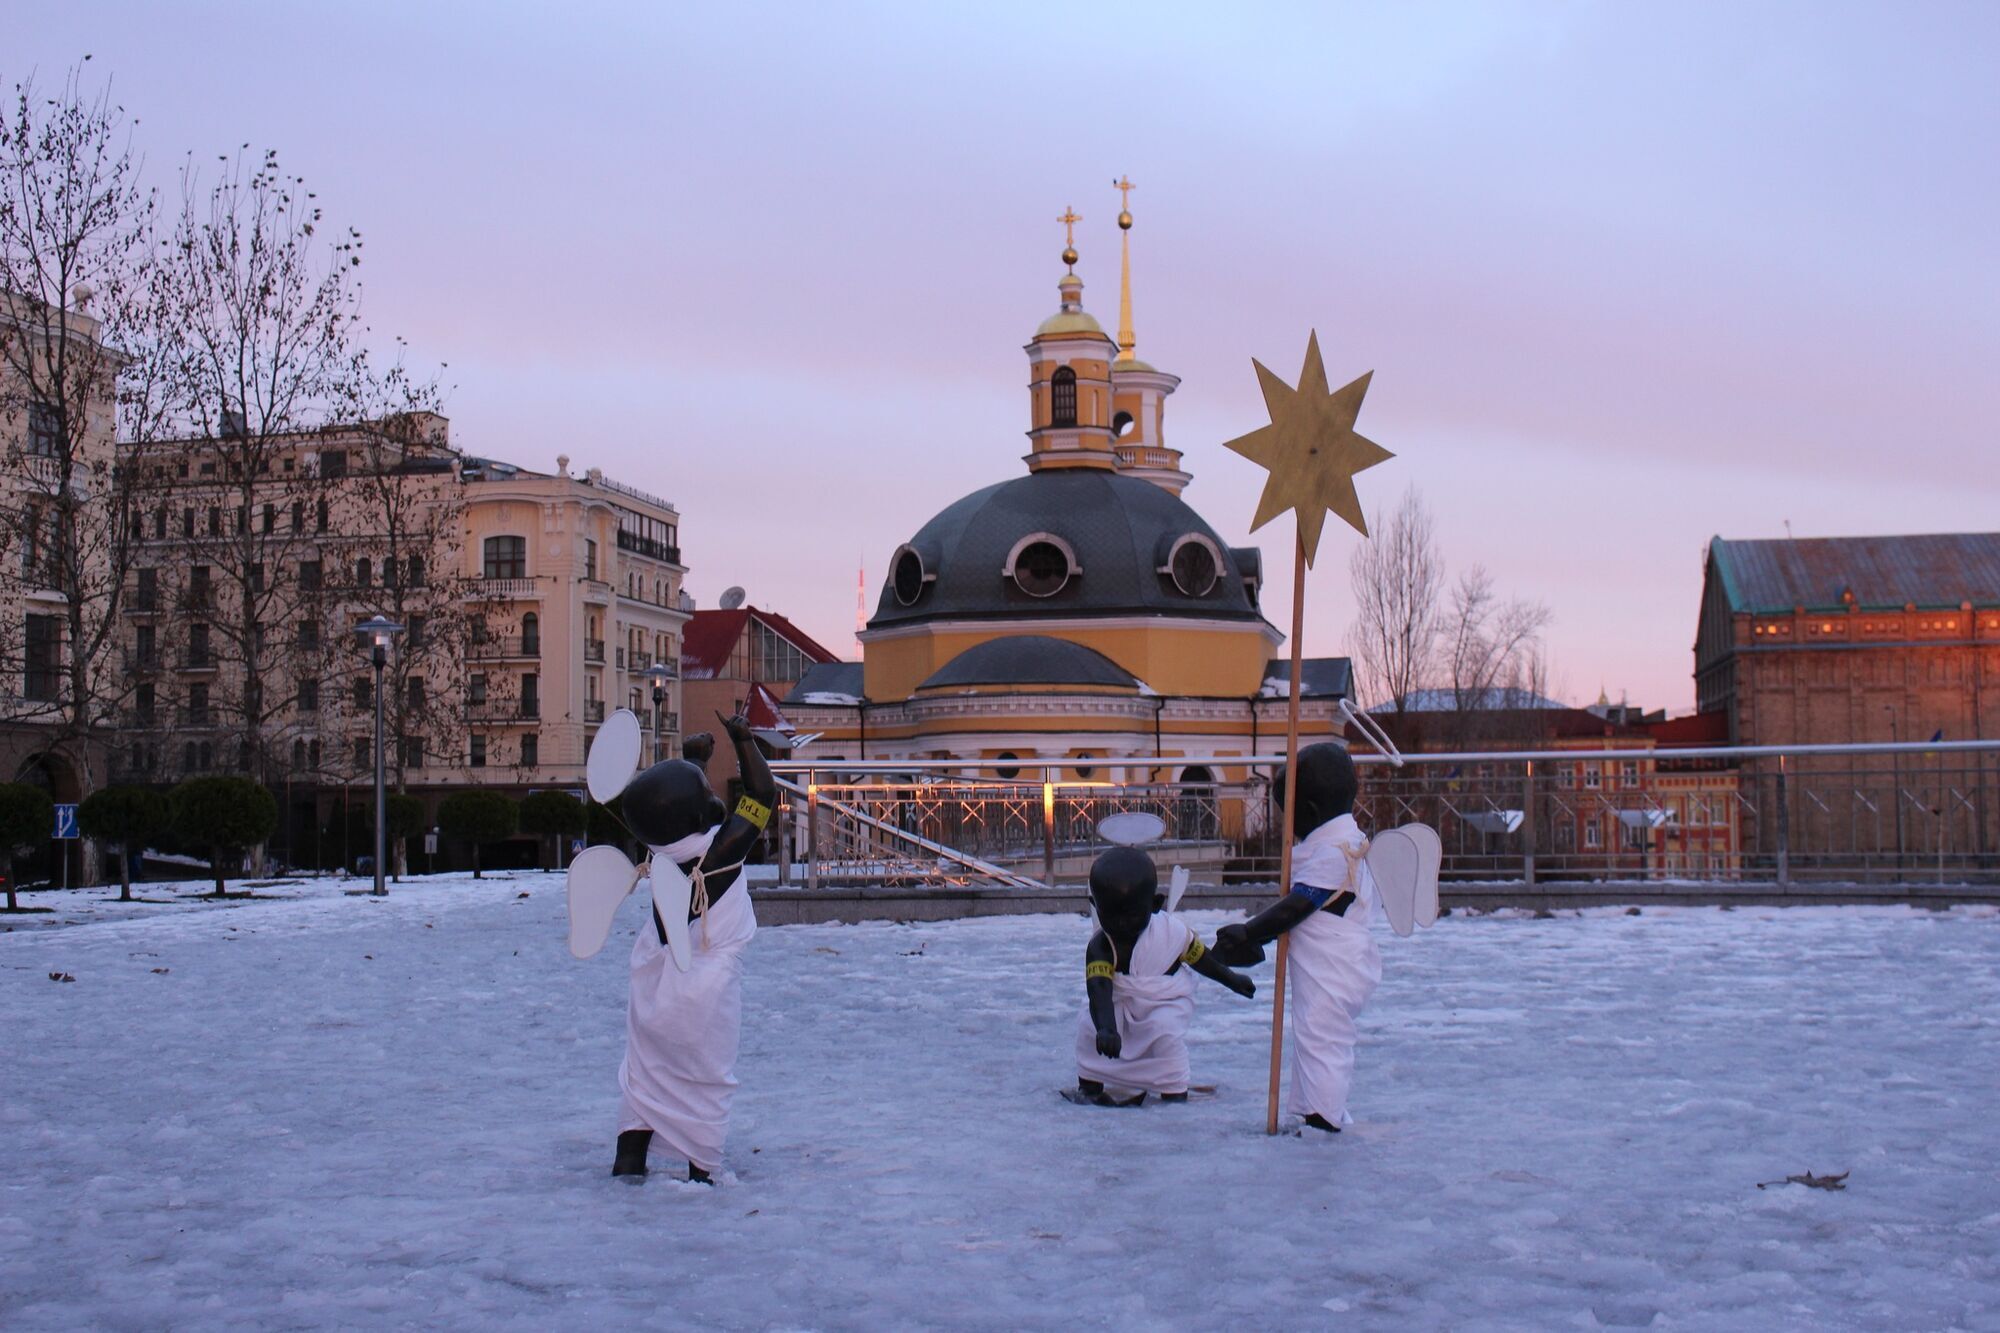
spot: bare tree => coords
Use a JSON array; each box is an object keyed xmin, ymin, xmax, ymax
[
  {"xmin": 136, "ymin": 149, "xmax": 370, "ymax": 786},
  {"xmin": 1437, "ymin": 565, "xmax": 1553, "ymax": 751},
  {"xmin": 0, "ymin": 61, "xmax": 156, "ymax": 824},
  {"xmin": 1346, "ymin": 485, "xmax": 1442, "ymax": 718}
]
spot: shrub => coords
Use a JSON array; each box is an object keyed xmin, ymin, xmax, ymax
[
  {"xmin": 518, "ymin": 790, "xmax": 586, "ymax": 869},
  {"xmin": 437, "ymin": 790, "xmax": 517, "ymax": 879},
  {"xmin": 78, "ymin": 786, "xmax": 170, "ymax": 902},
  {"xmin": 0, "ymin": 783, "xmax": 53, "ymax": 911},
  {"xmin": 169, "ymin": 776, "xmax": 279, "ymax": 895}
]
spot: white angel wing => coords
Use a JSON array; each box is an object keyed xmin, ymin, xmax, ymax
[
  {"xmin": 1366, "ymin": 828, "xmax": 1422, "ymax": 937},
  {"xmin": 1166, "ymin": 865, "xmax": 1189, "ymax": 914},
  {"xmin": 566, "ymin": 844, "xmax": 641, "ymax": 959},
  {"xmin": 650, "ymin": 859, "xmax": 695, "ymax": 972},
  {"xmin": 585, "ymin": 708, "xmax": 643, "ymax": 804},
  {"xmin": 1405, "ymin": 823, "xmax": 1442, "ymax": 927},
  {"xmin": 1363, "ymin": 823, "xmax": 1442, "ymax": 937}
]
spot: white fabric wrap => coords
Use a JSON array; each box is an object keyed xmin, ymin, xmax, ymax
[
  {"xmin": 1074, "ymin": 912, "xmax": 1199, "ymax": 1095},
  {"xmin": 1285, "ymin": 815, "xmax": 1383, "ymax": 1124},
  {"xmin": 617, "ymin": 866, "xmax": 756, "ymax": 1173}
]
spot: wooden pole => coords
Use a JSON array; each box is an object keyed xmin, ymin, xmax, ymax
[{"xmin": 1266, "ymin": 534, "xmax": 1309, "ymax": 1135}]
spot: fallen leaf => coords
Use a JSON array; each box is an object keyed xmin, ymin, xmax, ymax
[
  {"xmin": 1756, "ymin": 1170, "xmax": 1849, "ymax": 1191},
  {"xmin": 151, "ymin": 967, "xmax": 170, "ymax": 974},
  {"xmin": 48, "ymin": 971, "xmax": 74, "ymax": 983}
]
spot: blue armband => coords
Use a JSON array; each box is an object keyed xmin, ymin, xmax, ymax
[{"xmin": 1289, "ymin": 882, "xmax": 1338, "ymax": 909}]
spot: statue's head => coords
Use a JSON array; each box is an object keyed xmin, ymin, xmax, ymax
[
  {"xmin": 681, "ymin": 731, "xmax": 716, "ymax": 771},
  {"xmin": 1273, "ymin": 742, "xmax": 1358, "ymax": 840},
  {"xmin": 621, "ymin": 758, "xmax": 726, "ymax": 851},
  {"xmin": 1088, "ymin": 846, "xmax": 1162, "ymax": 935}
]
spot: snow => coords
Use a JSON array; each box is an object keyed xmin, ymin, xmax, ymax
[
  {"xmin": 4, "ymin": 876, "xmax": 1999, "ymax": 1329},
  {"xmin": 796, "ymin": 690, "xmax": 863, "ymax": 706}
]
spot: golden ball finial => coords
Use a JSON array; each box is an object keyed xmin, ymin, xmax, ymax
[
  {"xmin": 1117, "ymin": 209, "xmax": 1132, "ymax": 230},
  {"xmin": 1061, "ymin": 245, "xmax": 1078, "ymax": 268}
]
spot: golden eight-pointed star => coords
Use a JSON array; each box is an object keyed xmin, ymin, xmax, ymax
[{"xmin": 1221, "ymin": 330, "xmax": 1393, "ymax": 566}]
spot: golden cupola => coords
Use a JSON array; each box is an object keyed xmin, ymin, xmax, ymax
[{"xmin": 1023, "ymin": 207, "xmax": 1119, "ymax": 474}]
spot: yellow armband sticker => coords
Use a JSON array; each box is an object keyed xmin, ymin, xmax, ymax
[
  {"xmin": 1181, "ymin": 936, "xmax": 1207, "ymax": 965},
  {"xmin": 734, "ymin": 795, "xmax": 772, "ymax": 829},
  {"xmin": 1085, "ymin": 960, "xmax": 1115, "ymax": 981}
]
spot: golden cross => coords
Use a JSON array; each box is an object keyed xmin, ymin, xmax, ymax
[
  {"xmin": 1057, "ymin": 206, "xmax": 1082, "ymax": 249},
  {"xmin": 1113, "ymin": 175, "xmax": 1135, "ymax": 210}
]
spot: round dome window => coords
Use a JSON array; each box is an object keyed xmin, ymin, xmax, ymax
[
  {"xmin": 1007, "ymin": 533, "xmax": 1077, "ymax": 598},
  {"xmin": 1167, "ymin": 534, "xmax": 1220, "ymax": 597},
  {"xmin": 891, "ymin": 545, "xmax": 930, "ymax": 606}
]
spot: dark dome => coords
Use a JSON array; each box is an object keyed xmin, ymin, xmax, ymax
[
  {"xmin": 873, "ymin": 470, "xmax": 1264, "ymax": 627},
  {"xmin": 918, "ymin": 636, "xmax": 1137, "ymax": 691}
]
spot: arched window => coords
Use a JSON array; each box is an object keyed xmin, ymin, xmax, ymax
[
  {"xmin": 521, "ymin": 612, "xmax": 540, "ymax": 655},
  {"xmin": 1051, "ymin": 367, "xmax": 1077, "ymax": 427},
  {"xmin": 407, "ymin": 555, "xmax": 424, "ymax": 586},
  {"xmin": 354, "ymin": 557, "xmax": 371, "ymax": 588}
]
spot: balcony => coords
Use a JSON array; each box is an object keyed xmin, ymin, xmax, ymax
[
  {"xmin": 583, "ymin": 639, "xmax": 605, "ymax": 663},
  {"xmin": 584, "ymin": 699, "xmax": 605, "ymax": 724},
  {"xmin": 466, "ymin": 577, "xmax": 538, "ymax": 600},
  {"xmin": 175, "ymin": 705, "xmax": 217, "ymax": 727},
  {"xmin": 181, "ymin": 651, "xmax": 218, "ymax": 672},
  {"xmin": 466, "ymin": 699, "xmax": 541, "ymax": 723},
  {"xmin": 616, "ymin": 529, "xmax": 681, "ymax": 564},
  {"xmin": 123, "ymin": 593, "xmax": 161, "ymax": 615},
  {"xmin": 468, "ymin": 636, "xmax": 540, "ymax": 660},
  {"xmin": 122, "ymin": 648, "xmax": 163, "ymax": 674}
]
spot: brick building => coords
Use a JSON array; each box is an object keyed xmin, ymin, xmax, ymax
[
  {"xmin": 1694, "ymin": 533, "xmax": 2000, "ymax": 877},
  {"xmin": 1696, "ymin": 533, "xmax": 2000, "ymax": 746}
]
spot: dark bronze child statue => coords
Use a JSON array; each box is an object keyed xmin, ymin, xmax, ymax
[
  {"xmin": 609, "ymin": 713, "xmax": 775, "ymax": 1183},
  {"xmin": 1069, "ymin": 846, "xmax": 1256, "ymax": 1106},
  {"xmin": 1214, "ymin": 742, "xmax": 1383, "ymax": 1132}
]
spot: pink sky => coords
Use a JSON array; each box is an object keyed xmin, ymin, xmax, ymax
[{"xmin": 19, "ymin": 3, "xmax": 2000, "ymax": 711}]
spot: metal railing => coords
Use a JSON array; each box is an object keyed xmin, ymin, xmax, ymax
[
  {"xmin": 767, "ymin": 740, "xmax": 2000, "ymax": 891},
  {"xmin": 584, "ymin": 699, "xmax": 605, "ymax": 723},
  {"xmin": 468, "ymin": 636, "xmax": 539, "ymax": 659},
  {"xmin": 584, "ymin": 639, "xmax": 605, "ymax": 663}
]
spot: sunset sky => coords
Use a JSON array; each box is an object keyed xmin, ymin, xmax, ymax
[{"xmin": 17, "ymin": 2, "xmax": 2000, "ymax": 711}]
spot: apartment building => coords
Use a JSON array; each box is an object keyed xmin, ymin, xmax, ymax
[{"xmin": 117, "ymin": 417, "xmax": 688, "ymax": 862}]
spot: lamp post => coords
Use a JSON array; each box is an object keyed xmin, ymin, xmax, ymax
[
  {"xmin": 644, "ymin": 662, "xmax": 672, "ymax": 764},
  {"xmin": 356, "ymin": 616, "xmax": 405, "ymax": 896}
]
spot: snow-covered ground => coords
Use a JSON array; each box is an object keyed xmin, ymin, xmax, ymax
[{"xmin": 4, "ymin": 876, "xmax": 1997, "ymax": 1330}]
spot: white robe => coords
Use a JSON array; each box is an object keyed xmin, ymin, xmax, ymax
[
  {"xmin": 1075, "ymin": 913, "xmax": 1199, "ymax": 1096},
  {"xmin": 1285, "ymin": 815, "xmax": 1383, "ymax": 1124},
  {"xmin": 617, "ymin": 873, "xmax": 756, "ymax": 1173}
]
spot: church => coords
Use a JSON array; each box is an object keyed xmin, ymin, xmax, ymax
[{"xmin": 785, "ymin": 189, "xmax": 1351, "ymax": 787}]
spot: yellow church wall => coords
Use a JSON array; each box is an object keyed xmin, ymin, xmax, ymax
[{"xmin": 863, "ymin": 620, "xmax": 1277, "ymax": 701}]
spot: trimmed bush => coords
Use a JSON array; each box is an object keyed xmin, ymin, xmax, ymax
[
  {"xmin": 0, "ymin": 783, "xmax": 54, "ymax": 911},
  {"xmin": 78, "ymin": 786, "xmax": 170, "ymax": 902},
  {"xmin": 169, "ymin": 776, "xmax": 279, "ymax": 896},
  {"xmin": 518, "ymin": 790, "xmax": 586, "ymax": 870},
  {"xmin": 437, "ymin": 790, "xmax": 517, "ymax": 879}
]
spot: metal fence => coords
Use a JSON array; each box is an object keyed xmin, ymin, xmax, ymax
[{"xmin": 769, "ymin": 740, "xmax": 2000, "ymax": 890}]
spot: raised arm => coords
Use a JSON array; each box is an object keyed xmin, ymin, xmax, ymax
[
  {"xmin": 1085, "ymin": 931, "xmax": 1120, "ymax": 1058},
  {"xmin": 704, "ymin": 712, "xmax": 776, "ymax": 873},
  {"xmin": 1181, "ymin": 932, "xmax": 1256, "ymax": 997}
]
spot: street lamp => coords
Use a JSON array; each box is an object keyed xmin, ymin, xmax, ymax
[
  {"xmin": 356, "ymin": 616, "xmax": 405, "ymax": 896},
  {"xmin": 644, "ymin": 662, "xmax": 673, "ymax": 764}
]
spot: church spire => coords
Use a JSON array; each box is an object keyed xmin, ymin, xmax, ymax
[{"xmin": 1113, "ymin": 175, "xmax": 1137, "ymax": 364}]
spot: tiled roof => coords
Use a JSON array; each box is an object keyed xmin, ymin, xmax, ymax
[{"xmin": 1709, "ymin": 533, "xmax": 2000, "ymax": 614}]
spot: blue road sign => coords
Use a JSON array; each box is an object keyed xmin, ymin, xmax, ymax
[{"xmin": 53, "ymin": 804, "xmax": 79, "ymax": 840}]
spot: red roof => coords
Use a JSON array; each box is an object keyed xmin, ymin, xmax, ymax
[
  {"xmin": 1645, "ymin": 711, "xmax": 1730, "ymax": 747},
  {"xmin": 680, "ymin": 608, "xmax": 840, "ymax": 680}
]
